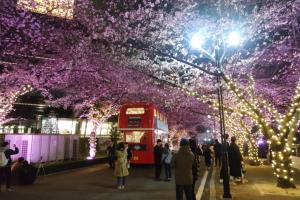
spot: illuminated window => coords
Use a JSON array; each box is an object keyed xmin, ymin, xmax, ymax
[
  {"xmin": 125, "ymin": 131, "xmax": 145, "ymax": 143},
  {"xmin": 126, "ymin": 108, "xmax": 145, "ymax": 115},
  {"xmin": 17, "ymin": 0, "xmax": 75, "ymax": 19},
  {"xmin": 18, "ymin": 126, "xmax": 25, "ymax": 133},
  {"xmin": 57, "ymin": 119, "xmax": 76, "ymax": 134},
  {"xmin": 79, "ymin": 120, "xmax": 112, "ymax": 137}
]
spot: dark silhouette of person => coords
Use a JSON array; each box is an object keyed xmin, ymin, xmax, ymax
[
  {"xmin": 107, "ymin": 142, "xmax": 116, "ymax": 168},
  {"xmin": 228, "ymin": 136, "xmax": 243, "ymax": 181},
  {"xmin": 219, "ymin": 133, "xmax": 230, "ymax": 183},
  {"xmin": 154, "ymin": 139, "xmax": 163, "ymax": 180},
  {"xmin": 203, "ymin": 144, "xmax": 212, "ymax": 170},
  {"xmin": 171, "ymin": 138, "xmax": 195, "ymax": 200},
  {"xmin": 214, "ymin": 139, "xmax": 222, "ymax": 167}
]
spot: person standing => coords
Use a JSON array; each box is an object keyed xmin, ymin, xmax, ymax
[
  {"xmin": 171, "ymin": 138, "xmax": 195, "ymax": 200},
  {"xmin": 228, "ymin": 136, "xmax": 243, "ymax": 182},
  {"xmin": 0, "ymin": 142, "xmax": 19, "ymax": 192},
  {"xmin": 219, "ymin": 134, "xmax": 230, "ymax": 183},
  {"xmin": 107, "ymin": 142, "xmax": 116, "ymax": 168},
  {"xmin": 203, "ymin": 144, "xmax": 212, "ymax": 170},
  {"xmin": 154, "ymin": 139, "xmax": 163, "ymax": 180},
  {"xmin": 213, "ymin": 139, "xmax": 222, "ymax": 167},
  {"xmin": 161, "ymin": 143, "xmax": 172, "ymax": 181},
  {"xmin": 114, "ymin": 142, "xmax": 129, "ymax": 190}
]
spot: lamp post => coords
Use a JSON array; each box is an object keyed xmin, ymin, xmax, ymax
[{"xmin": 190, "ymin": 31, "xmax": 241, "ymax": 199}]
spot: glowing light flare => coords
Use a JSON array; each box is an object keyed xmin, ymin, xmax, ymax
[
  {"xmin": 190, "ymin": 33, "xmax": 205, "ymax": 50},
  {"xmin": 227, "ymin": 31, "xmax": 241, "ymax": 46}
]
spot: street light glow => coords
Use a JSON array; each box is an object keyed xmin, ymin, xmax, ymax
[
  {"xmin": 227, "ymin": 31, "xmax": 241, "ymax": 46},
  {"xmin": 190, "ymin": 33, "xmax": 205, "ymax": 50}
]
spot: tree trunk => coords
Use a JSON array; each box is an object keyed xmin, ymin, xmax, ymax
[
  {"xmin": 271, "ymin": 148, "xmax": 296, "ymax": 188},
  {"xmin": 88, "ymin": 122, "xmax": 98, "ymax": 159}
]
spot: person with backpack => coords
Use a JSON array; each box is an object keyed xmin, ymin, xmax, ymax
[
  {"xmin": 0, "ymin": 142, "xmax": 19, "ymax": 192},
  {"xmin": 161, "ymin": 143, "xmax": 172, "ymax": 181}
]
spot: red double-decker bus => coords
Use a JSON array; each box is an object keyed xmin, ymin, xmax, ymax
[{"xmin": 118, "ymin": 103, "xmax": 169, "ymax": 164}]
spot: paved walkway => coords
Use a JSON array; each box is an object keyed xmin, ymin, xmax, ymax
[
  {"xmin": 213, "ymin": 165, "xmax": 300, "ymax": 200},
  {"xmin": 0, "ymin": 163, "xmax": 205, "ymax": 200},
  {"xmin": 1, "ymin": 161, "xmax": 299, "ymax": 200}
]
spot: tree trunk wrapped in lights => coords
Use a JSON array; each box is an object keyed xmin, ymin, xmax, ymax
[
  {"xmin": 86, "ymin": 103, "xmax": 119, "ymax": 160},
  {"xmin": 239, "ymin": 121, "xmax": 261, "ymax": 166},
  {"xmin": 223, "ymin": 74, "xmax": 300, "ymax": 188},
  {"xmin": 88, "ymin": 129, "xmax": 97, "ymax": 159},
  {"xmin": 225, "ymin": 111, "xmax": 261, "ymax": 166}
]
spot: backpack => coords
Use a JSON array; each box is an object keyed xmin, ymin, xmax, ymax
[
  {"xmin": 162, "ymin": 151, "xmax": 172, "ymax": 164},
  {"xmin": 0, "ymin": 149, "xmax": 8, "ymax": 167}
]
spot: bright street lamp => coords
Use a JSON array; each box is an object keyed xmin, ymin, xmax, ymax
[
  {"xmin": 190, "ymin": 33, "xmax": 205, "ymax": 50},
  {"xmin": 227, "ymin": 31, "xmax": 241, "ymax": 46},
  {"xmin": 190, "ymin": 30, "xmax": 242, "ymax": 199}
]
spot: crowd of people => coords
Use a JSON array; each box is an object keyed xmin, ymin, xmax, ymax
[
  {"xmin": 0, "ymin": 135, "xmax": 244, "ymax": 198},
  {"xmin": 107, "ymin": 135, "xmax": 245, "ymax": 200}
]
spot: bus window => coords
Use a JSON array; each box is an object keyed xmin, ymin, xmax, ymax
[
  {"xmin": 129, "ymin": 144, "xmax": 146, "ymax": 151},
  {"xmin": 126, "ymin": 108, "xmax": 145, "ymax": 115},
  {"xmin": 128, "ymin": 117, "xmax": 141, "ymax": 127},
  {"xmin": 125, "ymin": 131, "xmax": 146, "ymax": 143}
]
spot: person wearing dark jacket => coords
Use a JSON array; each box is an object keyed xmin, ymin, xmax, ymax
[
  {"xmin": 0, "ymin": 142, "xmax": 19, "ymax": 192},
  {"xmin": 154, "ymin": 139, "xmax": 163, "ymax": 180},
  {"xmin": 203, "ymin": 144, "xmax": 212, "ymax": 170},
  {"xmin": 124, "ymin": 143, "xmax": 133, "ymax": 161},
  {"xmin": 219, "ymin": 134, "xmax": 230, "ymax": 183},
  {"xmin": 213, "ymin": 139, "xmax": 222, "ymax": 167},
  {"xmin": 107, "ymin": 142, "xmax": 116, "ymax": 168},
  {"xmin": 171, "ymin": 138, "xmax": 195, "ymax": 200},
  {"xmin": 124, "ymin": 142, "xmax": 132, "ymax": 169},
  {"xmin": 228, "ymin": 136, "xmax": 243, "ymax": 181}
]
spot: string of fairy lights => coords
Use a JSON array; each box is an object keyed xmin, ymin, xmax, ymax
[
  {"xmin": 239, "ymin": 120, "xmax": 261, "ymax": 165},
  {"xmin": 175, "ymin": 74, "xmax": 299, "ymax": 186},
  {"xmin": 0, "ymin": 74, "xmax": 298, "ymax": 186},
  {"xmin": 223, "ymin": 75, "xmax": 300, "ymax": 186}
]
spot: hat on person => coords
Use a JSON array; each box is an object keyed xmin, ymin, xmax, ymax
[{"xmin": 180, "ymin": 138, "xmax": 189, "ymax": 146}]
